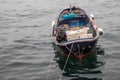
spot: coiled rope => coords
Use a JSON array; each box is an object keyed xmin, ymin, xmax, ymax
[{"xmin": 59, "ymin": 43, "xmax": 74, "ymax": 80}]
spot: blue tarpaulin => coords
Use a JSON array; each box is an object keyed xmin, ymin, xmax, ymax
[{"xmin": 62, "ymin": 13, "xmax": 77, "ymax": 20}]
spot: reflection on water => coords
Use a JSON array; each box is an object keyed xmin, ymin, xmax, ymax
[{"xmin": 53, "ymin": 44, "xmax": 105, "ymax": 80}]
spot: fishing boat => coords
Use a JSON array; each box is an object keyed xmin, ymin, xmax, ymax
[{"xmin": 52, "ymin": 6, "xmax": 103, "ymax": 59}]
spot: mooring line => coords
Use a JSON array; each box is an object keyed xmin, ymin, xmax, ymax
[
  {"xmin": 65, "ymin": 45, "xmax": 74, "ymax": 54},
  {"xmin": 59, "ymin": 43, "xmax": 74, "ymax": 80},
  {"xmin": 46, "ymin": 57, "xmax": 52, "ymax": 80},
  {"xmin": 77, "ymin": 44, "xmax": 80, "ymax": 55}
]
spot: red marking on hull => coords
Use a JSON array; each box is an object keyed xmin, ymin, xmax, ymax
[{"xmin": 60, "ymin": 50, "xmax": 95, "ymax": 60}]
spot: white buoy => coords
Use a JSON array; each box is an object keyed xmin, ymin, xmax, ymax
[
  {"xmin": 52, "ymin": 20, "xmax": 55, "ymax": 28},
  {"xmin": 90, "ymin": 14, "xmax": 95, "ymax": 20},
  {"xmin": 98, "ymin": 28, "xmax": 104, "ymax": 36}
]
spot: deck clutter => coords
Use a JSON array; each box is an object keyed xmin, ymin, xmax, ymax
[{"xmin": 52, "ymin": 6, "xmax": 103, "ymax": 59}]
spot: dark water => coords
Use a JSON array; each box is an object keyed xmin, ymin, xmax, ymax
[{"xmin": 0, "ymin": 0, "xmax": 120, "ymax": 80}]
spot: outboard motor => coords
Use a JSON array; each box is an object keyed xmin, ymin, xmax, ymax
[{"xmin": 98, "ymin": 28, "xmax": 104, "ymax": 36}]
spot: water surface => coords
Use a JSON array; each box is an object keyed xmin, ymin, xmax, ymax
[{"xmin": 0, "ymin": 0, "xmax": 120, "ymax": 80}]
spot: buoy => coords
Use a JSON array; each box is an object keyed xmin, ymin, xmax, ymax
[
  {"xmin": 98, "ymin": 28, "xmax": 104, "ymax": 36},
  {"xmin": 90, "ymin": 14, "xmax": 95, "ymax": 20},
  {"xmin": 52, "ymin": 20, "xmax": 55, "ymax": 28}
]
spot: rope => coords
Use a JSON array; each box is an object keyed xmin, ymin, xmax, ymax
[
  {"xmin": 65, "ymin": 45, "xmax": 74, "ymax": 54},
  {"xmin": 77, "ymin": 44, "xmax": 80, "ymax": 55},
  {"xmin": 46, "ymin": 58, "xmax": 52, "ymax": 80},
  {"xmin": 59, "ymin": 43, "xmax": 74, "ymax": 80}
]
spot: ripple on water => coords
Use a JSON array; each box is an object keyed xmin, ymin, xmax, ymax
[
  {"xmin": 0, "ymin": 0, "xmax": 120, "ymax": 80},
  {"xmin": 51, "ymin": 45, "xmax": 105, "ymax": 80}
]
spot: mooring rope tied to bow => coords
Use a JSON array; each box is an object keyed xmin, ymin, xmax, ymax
[
  {"xmin": 59, "ymin": 43, "xmax": 74, "ymax": 80},
  {"xmin": 77, "ymin": 44, "xmax": 80, "ymax": 55}
]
